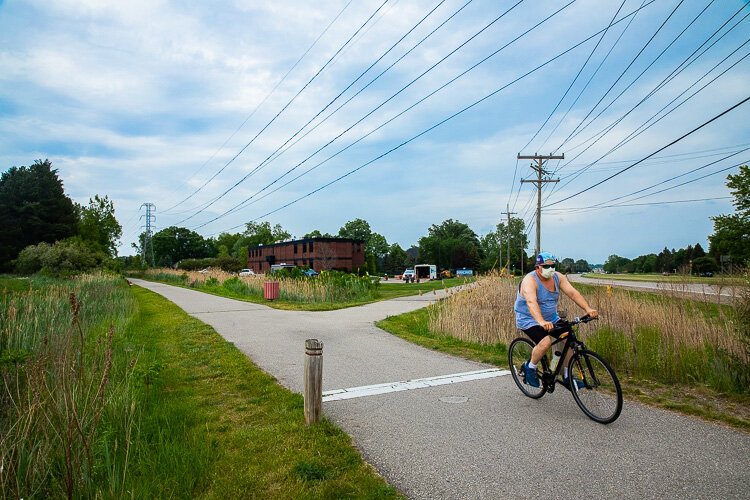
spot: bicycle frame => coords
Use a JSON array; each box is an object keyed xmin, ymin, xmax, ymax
[{"xmin": 537, "ymin": 320, "xmax": 595, "ymax": 392}]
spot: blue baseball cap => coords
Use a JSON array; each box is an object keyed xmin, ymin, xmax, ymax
[{"xmin": 536, "ymin": 252, "xmax": 556, "ymax": 266}]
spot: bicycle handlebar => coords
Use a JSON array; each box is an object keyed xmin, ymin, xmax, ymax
[{"xmin": 551, "ymin": 314, "xmax": 597, "ymax": 334}]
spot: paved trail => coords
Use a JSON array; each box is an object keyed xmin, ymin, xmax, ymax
[
  {"xmin": 131, "ymin": 279, "xmax": 749, "ymax": 499},
  {"xmin": 568, "ymin": 273, "xmax": 741, "ymax": 303}
]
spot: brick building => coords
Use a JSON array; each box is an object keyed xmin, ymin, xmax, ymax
[{"xmin": 247, "ymin": 237, "xmax": 365, "ymax": 274}]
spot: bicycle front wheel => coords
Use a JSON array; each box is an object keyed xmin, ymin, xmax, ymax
[
  {"xmin": 508, "ymin": 337, "xmax": 546, "ymax": 399},
  {"xmin": 568, "ymin": 350, "xmax": 623, "ymax": 424}
]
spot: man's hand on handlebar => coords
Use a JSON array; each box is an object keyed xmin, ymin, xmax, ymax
[
  {"xmin": 586, "ymin": 308, "xmax": 598, "ymax": 319},
  {"xmin": 541, "ymin": 320, "xmax": 555, "ymax": 331}
]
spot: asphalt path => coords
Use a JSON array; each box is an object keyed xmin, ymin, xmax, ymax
[
  {"xmin": 130, "ymin": 279, "xmax": 750, "ymax": 499},
  {"xmin": 568, "ymin": 274, "xmax": 742, "ymax": 303}
]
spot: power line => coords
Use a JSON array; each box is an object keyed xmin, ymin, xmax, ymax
[
  {"xmin": 174, "ymin": 0, "xmax": 456, "ymax": 224},
  {"xmin": 556, "ymin": 148, "xmax": 750, "ymax": 213},
  {"xmin": 544, "ymin": 95, "xmax": 750, "ymax": 208},
  {"xmin": 546, "ymin": 196, "xmax": 732, "ymax": 212},
  {"xmin": 161, "ymin": 0, "xmax": 355, "ymax": 213},
  {"xmin": 168, "ymin": 0, "xmax": 391, "ymax": 219},
  {"xmin": 553, "ymin": 1, "xmax": 748, "ymax": 177},
  {"xmin": 509, "ymin": 0, "xmax": 653, "ymax": 212},
  {"xmin": 552, "ymin": 0, "xmax": 686, "ymax": 153},
  {"xmin": 193, "ymin": 0, "xmax": 563, "ymax": 228},
  {"xmin": 202, "ymin": 1, "xmax": 658, "ymax": 235},
  {"xmin": 213, "ymin": 0, "xmax": 475, "ymax": 210},
  {"xmin": 518, "ymin": 0, "xmax": 627, "ymax": 153},
  {"xmin": 549, "ymin": 36, "xmax": 750, "ymax": 196},
  {"xmin": 182, "ymin": 0, "xmax": 529, "ymax": 227}
]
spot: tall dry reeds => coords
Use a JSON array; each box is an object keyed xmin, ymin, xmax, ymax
[
  {"xmin": 0, "ymin": 275, "xmax": 137, "ymax": 498},
  {"xmin": 143, "ymin": 267, "xmax": 378, "ymax": 303},
  {"xmin": 429, "ymin": 273, "xmax": 749, "ymax": 392}
]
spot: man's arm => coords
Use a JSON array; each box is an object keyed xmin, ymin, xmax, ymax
[
  {"xmin": 558, "ymin": 273, "xmax": 598, "ymax": 318},
  {"xmin": 520, "ymin": 275, "xmax": 555, "ymax": 331}
]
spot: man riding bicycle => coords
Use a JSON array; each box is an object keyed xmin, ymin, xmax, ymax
[{"xmin": 514, "ymin": 252, "xmax": 598, "ymax": 388}]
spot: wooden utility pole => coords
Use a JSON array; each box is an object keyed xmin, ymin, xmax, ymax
[
  {"xmin": 500, "ymin": 204, "xmax": 516, "ymax": 272},
  {"xmin": 518, "ymin": 154, "xmax": 563, "ymax": 257}
]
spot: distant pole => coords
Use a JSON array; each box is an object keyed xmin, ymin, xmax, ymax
[
  {"xmin": 139, "ymin": 203, "xmax": 156, "ymax": 267},
  {"xmin": 304, "ymin": 339, "xmax": 323, "ymax": 425},
  {"xmin": 518, "ymin": 154, "xmax": 562, "ymax": 257},
  {"xmin": 500, "ymin": 204, "xmax": 516, "ymax": 272}
]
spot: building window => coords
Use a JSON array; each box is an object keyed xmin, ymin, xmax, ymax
[
  {"xmin": 309, "ymin": 241, "xmax": 314, "ymax": 252},
  {"xmin": 302, "ymin": 242, "xmax": 307, "ymax": 253},
  {"xmin": 294, "ymin": 244, "xmax": 298, "ymax": 254}
]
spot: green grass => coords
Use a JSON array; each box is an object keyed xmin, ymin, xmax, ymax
[
  {"xmin": 122, "ymin": 286, "xmax": 400, "ymax": 497},
  {"xmin": 376, "ymin": 308, "xmax": 507, "ymax": 368},
  {"xmin": 133, "ymin": 273, "xmax": 473, "ymax": 311},
  {"xmin": 1, "ymin": 276, "xmax": 400, "ymax": 497},
  {"xmin": 376, "ymin": 304, "xmax": 750, "ymax": 432}
]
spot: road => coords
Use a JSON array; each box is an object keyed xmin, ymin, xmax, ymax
[
  {"xmin": 130, "ymin": 279, "xmax": 750, "ymax": 499},
  {"xmin": 568, "ymin": 273, "xmax": 742, "ymax": 303}
]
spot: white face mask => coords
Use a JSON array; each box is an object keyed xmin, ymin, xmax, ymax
[{"xmin": 540, "ymin": 266, "xmax": 555, "ymax": 279}]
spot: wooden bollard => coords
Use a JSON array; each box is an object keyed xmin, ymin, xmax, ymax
[{"xmin": 304, "ymin": 339, "xmax": 323, "ymax": 425}]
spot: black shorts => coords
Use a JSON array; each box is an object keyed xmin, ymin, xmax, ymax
[{"xmin": 522, "ymin": 322, "xmax": 572, "ymax": 344}]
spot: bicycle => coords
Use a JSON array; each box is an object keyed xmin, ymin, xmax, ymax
[{"xmin": 508, "ymin": 315, "xmax": 623, "ymax": 424}]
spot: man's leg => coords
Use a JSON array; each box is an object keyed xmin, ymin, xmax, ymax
[{"xmin": 531, "ymin": 335, "xmax": 552, "ymax": 364}]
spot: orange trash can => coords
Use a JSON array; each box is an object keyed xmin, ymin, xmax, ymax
[{"xmin": 263, "ymin": 281, "xmax": 280, "ymax": 300}]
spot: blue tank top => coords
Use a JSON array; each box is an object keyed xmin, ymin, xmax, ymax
[{"xmin": 514, "ymin": 271, "xmax": 560, "ymax": 330}]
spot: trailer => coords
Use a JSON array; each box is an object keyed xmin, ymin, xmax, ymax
[{"xmin": 414, "ymin": 264, "xmax": 437, "ymax": 281}]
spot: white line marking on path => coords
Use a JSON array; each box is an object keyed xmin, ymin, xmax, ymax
[{"xmin": 323, "ymin": 368, "xmax": 511, "ymax": 402}]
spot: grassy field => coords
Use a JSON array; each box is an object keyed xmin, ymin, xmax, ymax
[
  {"xmin": 1, "ymin": 275, "xmax": 400, "ymax": 497},
  {"xmin": 131, "ymin": 268, "xmax": 472, "ymax": 310}
]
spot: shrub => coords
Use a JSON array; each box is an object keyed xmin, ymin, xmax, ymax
[
  {"xmin": 14, "ymin": 238, "xmax": 105, "ymax": 275},
  {"xmin": 178, "ymin": 256, "xmax": 243, "ymax": 273}
]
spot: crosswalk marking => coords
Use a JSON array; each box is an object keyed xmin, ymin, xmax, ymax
[{"xmin": 323, "ymin": 368, "xmax": 510, "ymax": 402}]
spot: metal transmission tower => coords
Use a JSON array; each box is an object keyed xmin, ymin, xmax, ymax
[
  {"xmin": 518, "ymin": 153, "xmax": 563, "ymax": 258},
  {"xmin": 140, "ymin": 203, "xmax": 156, "ymax": 267},
  {"xmin": 500, "ymin": 204, "xmax": 516, "ymax": 272}
]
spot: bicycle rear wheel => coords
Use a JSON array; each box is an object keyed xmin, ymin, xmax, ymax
[
  {"xmin": 568, "ymin": 350, "xmax": 623, "ymax": 424},
  {"xmin": 508, "ymin": 337, "xmax": 546, "ymax": 399}
]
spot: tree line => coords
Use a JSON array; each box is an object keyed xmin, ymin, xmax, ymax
[
  {"xmin": 603, "ymin": 165, "xmax": 749, "ymax": 275},
  {"xmin": 0, "ymin": 160, "xmax": 122, "ymax": 274},
  {"xmin": 2, "ymin": 160, "xmax": 747, "ymax": 276}
]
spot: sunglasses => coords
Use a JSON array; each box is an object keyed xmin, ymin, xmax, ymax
[{"xmin": 540, "ymin": 264, "xmax": 555, "ymax": 269}]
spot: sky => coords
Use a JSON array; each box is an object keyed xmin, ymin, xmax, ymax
[{"xmin": 1, "ymin": 0, "xmax": 749, "ymax": 264}]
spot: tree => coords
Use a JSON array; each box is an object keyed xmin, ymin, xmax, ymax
[
  {"xmin": 151, "ymin": 226, "xmax": 212, "ymax": 267},
  {"xmin": 418, "ymin": 219, "xmax": 481, "ymax": 270},
  {"xmin": 655, "ymin": 247, "xmax": 674, "ymax": 273},
  {"xmin": 603, "ymin": 254, "xmax": 631, "ymax": 274},
  {"xmin": 77, "ymin": 195, "xmax": 122, "ymax": 257},
  {"xmin": 709, "ymin": 165, "xmax": 750, "ymax": 265},
  {"xmin": 338, "ymin": 219, "xmax": 372, "ymax": 243},
  {"xmin": 574, "ymin": 259, "xmax": 591, "ymax": 273},
  {"xmin": 560, "ymin": 258, "xmax": 575, "ymax": 274},
  {"xmin": 0, "ymin": 159, "xmax": 78, "ymax": 269},
  {"xmin": 303, "ymin": 229, "xmax": 334, "ymax": 238},
  {"xmin": 383, "ymin": 243, "xmax": 409, "ymax": 274},
  {"xmin": 478, "ymin": 218, "xmax": 528, "ymax": 272}
]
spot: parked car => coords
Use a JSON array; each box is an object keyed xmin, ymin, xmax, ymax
[
  {"xmin": 239, "ymin": 269, "xmax": 255, "ymax": 276},
  {"xmin": 304, "ymin": 269, "xmax": 319, "ymax": 277}
]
